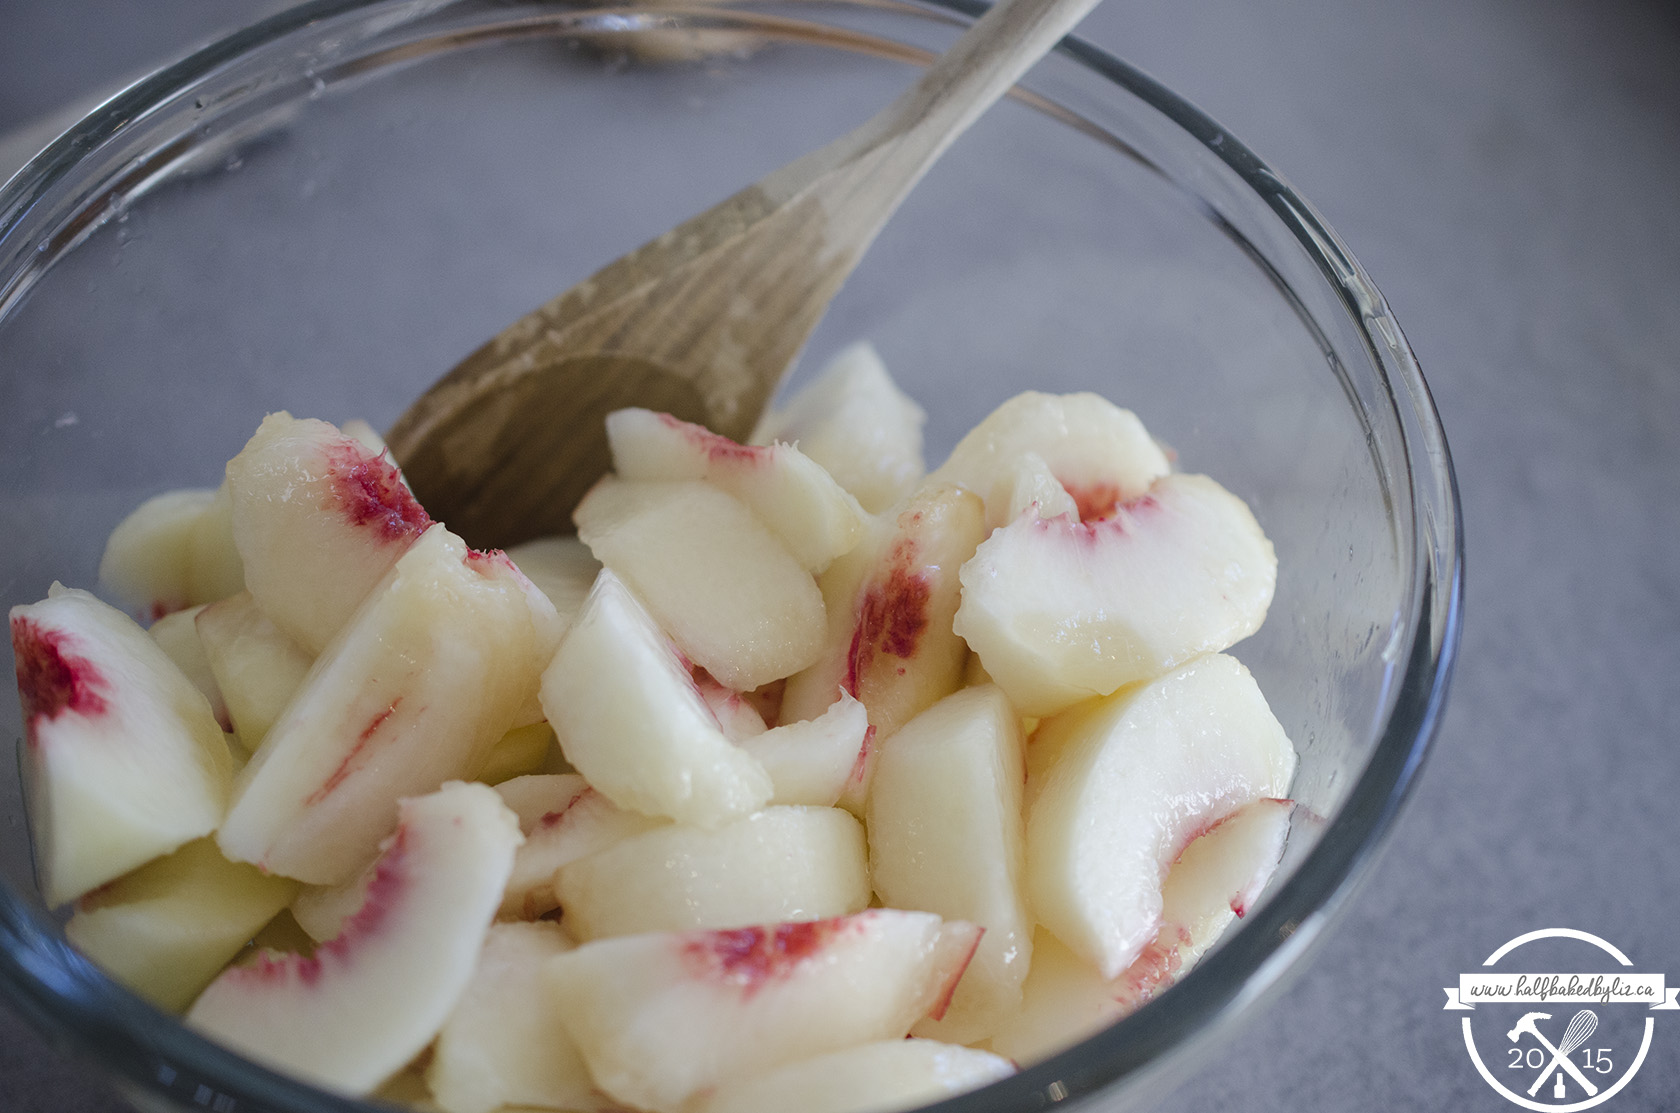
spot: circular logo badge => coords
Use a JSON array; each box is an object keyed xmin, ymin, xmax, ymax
[{"xmin": 1444, "ymin": 929, "xmax": 1675, "ymax": 1109}]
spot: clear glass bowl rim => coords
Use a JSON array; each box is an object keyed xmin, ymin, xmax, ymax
[{"xmin": 0, "ymin": 1, "xmax": 1464, "ymax": 1110}]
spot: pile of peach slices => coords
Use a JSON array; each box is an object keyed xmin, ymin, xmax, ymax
[{"xmin": 10, "ymin": 342, "xmax": 1296, "ymax": 1113}]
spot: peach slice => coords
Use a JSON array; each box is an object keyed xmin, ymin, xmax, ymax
[
  {"xmin": 545, "ymin": 909, "xmax": 983, "ymax": 1112},
  {"xmin": 1024, "ymin": 653, "xmax": 1296, "ymax": 978},
  {"xmin": 225, "ymin": 413, "xmax": 433, "ymax": 654},
  {"xmin": 928, "ymin": 391, "xmax": 1169, "ymax": 528},
  {"xmin": 493, "ymin": 774, "xmax": 664, "ymax": 920},
  {"xmin": 97, "ymin": 488, "xmax": 207, "ymax": 620},
  {"xmin": 217, "ymin": 524, "xmax": 560, "ymax": 885},
  {"xmin": 189, "ymin": 483, "xmax": 246, "ymax": 605},
  {"xmin": 954, "ymin": 473, "xmax": 1277, "ymax": 717},
  {"xmin": 471, "ymin": 721, "xmax": 559, "ymax": 786},
  {"xmin": 867, "ymin": 686, "xmax": 1031, "ymax": 1043},
  {"xmin": 988, "ymin": 927, "xmax": 1208, "ymax": 1064},
  {"xmin": 296, "ymin": 780, "xmax": 649, "ymax": 935},
  {"xmin": 293, "ymin": 775, "xmax": 629, "ymax": 938},
  {"xmin": 288, "ymin": 861, "xmax": 374, "ymax": 944},
  {"xmin": 693, "ymin": 1039, "xmax": 1015, "ymax": 1113},
  {"xmin": 539, "ymin": 569, "xmax": 773, "ymax": 829},
  {"xmin": 738, "ymin": 690, "xmax": 870, "ymax": 808},
  {"xmin": 10, "ymin": 585, "xmax": 232, "ymax": 906},
  {"xmin": 695, "ymin": 669, "xmax": 770, "ymax": 742},
  {"xmin": 98, "ymin": 486, "xmax": 245, "ymax": 621},
  {"xmin": 1158, "ymin": 795, "xmax": 1293, "ymax": 963},
  {"xmin": 64, "ymin": 837, "xmax": 297, "ymax": 1012},
  {"xmin": 505, "ymin": 535, "xmax": 601, "ymax": 629},
  {"xmin": 750, "ymin": 341, "xmax": 928, "ymax": 514},
  {"xmin": 338, "ymin": 418, "xmax": 390, "ymax": 457},
  {"xmin": 1004, "ymin": 450, "xmax": 1079, "ymax": 523},
  {"xmin": 147, "ymin": 606, "xmax": 230, "ymax": 734},
  {"xmin": 193, "ymin": 592, "xmax": 314, "ymax": 754},
  {"xmin": 989, "ymin": 800, "xmax": 1292, "ymax": 1063},
  {"xmin": 427, "ymin": 921, "xmax": 607, "ymax": 1113},
  {"xmin": 245, "ymin": 908, "xmax": 318, "ymax": 956},
  {"xmin": 575, "ymin": 477, "xmax": 826, "ymax": 691},
  {"xmin": 492, "ymin": 772, "xmax": 590, "ymax": 829},
  {"xmin": 284, "ymin": 773, "xmax": 637, "ymax": 940},
  {"xmin": 501, "ymin": 536, "xmax": 601, "ymax": 730},
  {"xmin": 606, "ymin": 408, "xmax": 869, "ymax": 572},
  {"xmin": 187, "ymin": 782, "xmax": 520, "ymax": 1096},
  {"xmin": 781, "ymin": 482, "xmax": 984, "ymax": 766},
  {"xmin": 555, "ymin": 806, "xmax": 870, "ymax": 940},
  {"xmin": 986, "ymin": 929, "xmax": 1124, "ymax": 1063}
]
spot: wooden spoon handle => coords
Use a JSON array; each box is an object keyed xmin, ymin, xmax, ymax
[
  {"xmin": 890, "ymin": 0, "xmax": 1107, "ymax": 141},
  {"xmin": 764, "ymin": 0, "xmax": 1107, "ymax": 213}
]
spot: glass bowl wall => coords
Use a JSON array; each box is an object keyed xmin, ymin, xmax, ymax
[{"xmin": 0, "ymin": 2, "xmax": 1460, "ymax": 1111}]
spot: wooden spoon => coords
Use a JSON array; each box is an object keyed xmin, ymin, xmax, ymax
[{"xmin": 386, "ymin": 0, "xmax": 1105, "ymax": 548}]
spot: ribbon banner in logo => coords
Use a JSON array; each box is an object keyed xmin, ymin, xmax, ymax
[{"xmin": 1444, "ymin": 973, "xmax": 1680, "ymax": 1010}]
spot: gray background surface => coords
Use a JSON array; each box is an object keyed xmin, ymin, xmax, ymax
[{"xmin": 1, "ymin": 1, "xmax": 1676, "ymax": 1111}]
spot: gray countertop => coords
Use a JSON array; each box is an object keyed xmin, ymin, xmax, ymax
[{"xmin": 2, "ymin": 1, "xmax": 1676, "ymax": 1111}]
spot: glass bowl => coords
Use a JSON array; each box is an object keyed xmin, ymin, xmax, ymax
[{"xmin": 0, "ymin": 1, "xmax": 1461, "ymax": 1111}]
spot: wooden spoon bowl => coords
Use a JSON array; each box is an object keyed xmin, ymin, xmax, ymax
[{"xmin": 386, "ymin": 0, "xmax": 1104, "ymax": 548}]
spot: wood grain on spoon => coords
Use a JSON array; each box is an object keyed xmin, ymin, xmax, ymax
[{"xmin": 386, "ymin": 0, "xmax": 1105, "ymax": 549}]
